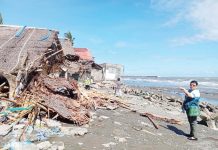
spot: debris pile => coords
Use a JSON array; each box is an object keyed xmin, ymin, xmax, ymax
[{"xmin": 0, "ymin": 75, "xmax": 127, "ymax": 144}]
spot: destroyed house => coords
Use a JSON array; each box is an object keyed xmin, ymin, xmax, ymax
[
  {"xmin": 101, "ymin": 63, "xmax": 124, "ymax": 81},
  {"xmin": 0, "ymin": 25, "xmax": 62, "ymax": 97},
  {"xmin": 0, "ymin": 25, "xmax": 94, "ymax": 126},
  {"xmin": 59, "ymin": 39, "xmax": 80, "ymax": 80},
  {"xmin": 60, "ymin": 43, "xmax": 103, "ymax": 81},
  {"xmin": 74, "ymin": 48, "xmax": 103, "ymax": 81}
]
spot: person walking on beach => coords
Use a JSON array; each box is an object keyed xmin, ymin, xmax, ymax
[
  {"xmin": 84, "ymin": 77, "xmax": 92, "ymax": 90},
  {"xmin": 180, "ymin": 80, "xmax": 200, "ymax": 140},
  {"xmin": 115, "ymin": 78, "xmax": 122, "ymax": 97}
]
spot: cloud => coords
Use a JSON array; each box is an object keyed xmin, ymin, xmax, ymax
[
  {"xmin": 162, "ymin": 12, "xmax": 184, "ymax": 27},
  {"xmin": 151, "ymin": 0, "xmax": 218, "ymax": 45},
  {"xmin": 150, "ymin": 0, "xmax": 186, "ymax": 11},
  {"xmin": 187, "ymin": 0, "xmax": 218, "ymax": 38}
]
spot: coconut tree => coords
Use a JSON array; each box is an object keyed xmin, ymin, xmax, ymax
[
  {"xmin": 0, "ymin": 13, "xmax": 3, "ymax": 24},
  {"xmin": 64, "ymin": 31, "xmax": 75, "ymax": 46}
]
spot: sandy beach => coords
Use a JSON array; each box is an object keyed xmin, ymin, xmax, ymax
[
  {"xmin": 51, "ymin": 83, "xmax": 218, "ymax": 150},
  {"xmin": 1, "ymin": 81, "xmax": 218, "ymax": 150}
]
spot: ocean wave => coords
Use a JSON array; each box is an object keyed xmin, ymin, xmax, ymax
[{"xmin": 123, "ymin": 77, "xmax": 218, "ymax": 89}]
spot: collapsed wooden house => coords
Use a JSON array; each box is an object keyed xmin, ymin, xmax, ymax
[
  {"xmin": 61, "ymin": 46, "xmax": 103, "ymax": 82},
  {"xmin": 0, "ymin": 25, "xmax": 116, "ymax": 128},
  {"xmin": 0, "ymin": 25, "xmax": 62, "ymax": 98},
  {"xmin": 74, "ymin": 48, "xmax": 94, "ymax": 81},
  {"xmin": 0, "ymin": 25, "xmax": 92, "ymax": 125},
  {"xmin": 60, "ymin": 38, "xmax": 80, "ymax": 80}
]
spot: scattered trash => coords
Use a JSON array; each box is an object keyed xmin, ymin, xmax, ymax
[
  {"xmin": 102, "ymin": 142, "xmax": 116, "ymax": 148},
  {"xmin": 37, "ymin": 141, "xmax": 52, "ymax": 149},
  {"xmin": 51, "ymin": 141, "xmax": 65, "ymax": 150},
  {"xmin": 78, "ymin": 142, "xmax": 84, "ymax": 146},
  {"xmin": 44, "ymin": 119, "xmax": 61, "ymax": 127},
  {"xmin": 114, "ymin": 136, "xmax": 127, "ymax": 143},
  {"xmin": 61, "ymin": 126, "xmax": 88, "ymax": 136},
  {"xmin": 99, "ymin": 115, "xmax": 109, "ymax": 120},
  {"xmin": 132, "ymin": 126, "xmax": 142, "ymax": 131},
  {"xmin": 142, "ymin": 129, "xmax": 156, "ymax": 136},
  {"xmin": 0, "ymin": 124, "xmax": 12, "ymax": 136},
  {"xmin": 3, "ymin": 141, "xmax": 38, "ymax": 150},
  {"xmin": 36, "ymin": 131, "xmax": 48, "ymax": 141},
  {"xmin": 114, "ymin": 121, "xmax": 122, "ymax": 126}
]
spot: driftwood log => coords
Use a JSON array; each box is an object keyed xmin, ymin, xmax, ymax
[
  {"xmin": 140, "ymin": 112, "xmax": 183, "ymax": 125},
  {"xmin": 140, "ymin": 113, "xmax": 159, "ymax": 129}
]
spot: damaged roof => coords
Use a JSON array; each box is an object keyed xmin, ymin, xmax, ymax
[
  {"xmin": 74, "ymin": 48, "xmax": 93, "ymax": 61},
  {"xmin": 0, "ymin": 25, "xmax": 60, "ymax": 74}
]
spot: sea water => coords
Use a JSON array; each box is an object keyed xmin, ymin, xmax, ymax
[{"xmin": 123, "ymin": 76, "xmax": 218, "ymax": 106}]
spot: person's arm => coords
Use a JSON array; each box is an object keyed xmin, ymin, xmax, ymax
[{"xmin": 179, "ymin": 87, "xmax": 194, "ymax": 98}]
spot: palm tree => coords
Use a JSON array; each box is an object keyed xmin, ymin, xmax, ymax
[
  {"xmin": 0, "ymin": 13, "xmax": 3, "ymax": 24},
  {"xmin": 64, "ymin": 31, "xmax": 75, "ymax": 46}
]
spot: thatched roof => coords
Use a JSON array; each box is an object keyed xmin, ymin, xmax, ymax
[{"xmin": 0, "ymin": 25, "xmax": 61, "ymax": 74}]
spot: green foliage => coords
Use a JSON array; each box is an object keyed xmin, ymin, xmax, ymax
[
  {"xmin": 64, "ymin": 31, "xmax": 75, "ymax": 46},
  {"xmin": 0, "ymin": 13, "xmax": 3, "ymax": 24}
]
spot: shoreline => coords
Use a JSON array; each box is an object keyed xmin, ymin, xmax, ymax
[{"xmin": 123, "ymin": 84, "xmax": 218, "ymax": 106}]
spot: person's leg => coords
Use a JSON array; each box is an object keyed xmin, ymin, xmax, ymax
[
  {"xmin": 191, "ymin": 116, "xmax": 197, "ymax": 137},
  {"xmin": 188, "ymin": 116, "xmax": 198, "ymax": 139},
  {"xmin": 187, "ymin": 116, "xmax": 192, "ymax": 136}
]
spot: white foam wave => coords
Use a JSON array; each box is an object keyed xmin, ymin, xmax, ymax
[{"xmin": 123, "ymin": 77, "xmax": 218, "ymax": 89}]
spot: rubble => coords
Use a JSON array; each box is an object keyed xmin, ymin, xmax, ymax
[
  {"xmin": 62, "ymin": 126, "xmax": 88, "ymax": 136},
  {"xmin": 37, "ymin": 141, "xmax": 52, "ymax": 150}
]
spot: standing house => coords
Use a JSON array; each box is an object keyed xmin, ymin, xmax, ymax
[
  {"xmin": 0, "ymin": 25, "xmax": 62, "ymax": 97},
  {"xmin": 101, "ymin": 63, "xmax": 124, "ymax": 81}
]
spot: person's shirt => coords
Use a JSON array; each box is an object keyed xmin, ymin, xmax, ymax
[
  {"xmin": 84, "ymin": 78, "xmax": 91, "ymax": 85},
  {"xmin": 188, "ymin": 89, "xmax": 200, "ymax": 98},
  {"xmin": 183, "ymin": 89, "xmax": 200, "ymax": 110},
  {"xmin": 116, "ymin": 80, "xmax": 122, "ymax": 89}
]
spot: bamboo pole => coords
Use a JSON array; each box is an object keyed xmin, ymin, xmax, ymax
[{"xmin": 0, "ymin": 98, "xmax": 21, "ymax": 106}]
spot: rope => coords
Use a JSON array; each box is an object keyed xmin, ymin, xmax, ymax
[
  {"xmin": 15, "ymin": 26, "xmax": 27, "ymax": 37},
  {"xmin": 0, "ymin": 26, "xmax": 26, "ymax": 49},
  {"xmin": 0, "ymin": 33, "xmax": 17, "ymax": 50},
  {"xmin": 10, "ymin": 28, "xmax": 36, "ymax": 72}
]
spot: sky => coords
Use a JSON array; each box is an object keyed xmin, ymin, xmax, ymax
[{"xmin": 0, "ymin": 0, "xmax": 218, "ymax": 77}]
